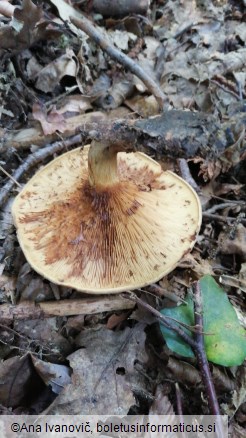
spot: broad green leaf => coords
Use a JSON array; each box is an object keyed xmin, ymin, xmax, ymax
[
  {"xmin": 160, "ymin": 295, "xmax": 195, "ymax": 359},
  {"xmin": 200, "ymin": 275, "xmax": 246, "ymax": 366},
  {"xmin": 160, "ymin": 275, "xmax": 246, "ymax": 366}
]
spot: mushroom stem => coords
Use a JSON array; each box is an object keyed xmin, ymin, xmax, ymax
[{"xmin": 88, "ymin": 140, "xmax": 121, "ymax": 187}]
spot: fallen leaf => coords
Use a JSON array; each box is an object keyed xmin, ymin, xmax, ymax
[
  {"xmin": 166, "ymin": 357, "xmax": 201, "ymax": 386},
  {"xmin": 56, "ymin": 95, "xmax": 92, "ymax": 116},
  {"xmin": 35, "ymin": 50, "xmax": 77, "ymax": 93},
  {"xmin": 149, "ymin": 387, "xmax": 175, "ymax": 415},
  {"xmin": 125, "ymin": 95, "xmax": 159, "ymax": 117},
  {"xmin": 106, "ymin": 311, "xmax": 131, "ymax": 330},
  {"xmin": 46, "ymin": 324, "xmax": 149, "ymax": 414},
  {"xmin": 0, "ymin": 354, "xmax": 44, "ymax": 408},
  {"xmin": 31, "ymin": 356, "xmax": 72, "ymax": 395},
  {"xmin": 178, "ymin": 252, "xmax": 214, "ymax": 277},
  {"xmin": 108, "ymin": 30, "xmax": 137, "ymax": 51},
  {"xmin": 0, "ymin": 0, "xmax": 60, "ymax": 51},
  {"xmin": 32, "ymin": 103, "xmax": 67, "ymax": 135},
  {"xmin": 14, "ymin": 317, "xmax": 72, "ymax": 359},
  {"xmin": 218, "ymin": 224, "xmax": 246, "ymax": 261},
  {"xmin": 160, "ymin": 275, "xmax": 246, "ymax": 366}
]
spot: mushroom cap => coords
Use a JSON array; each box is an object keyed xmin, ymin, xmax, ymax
[{"xmin": 12, "ymin": 145, "xmax": 202, "ymax": 293}]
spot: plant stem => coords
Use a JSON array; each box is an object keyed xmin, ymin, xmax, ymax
[
  {"xmin": 193, "ymin": 282, "xmax": 225, "ymax": 438},
  {"xmin": 123, "ymin": 289, "xmax": 226, "ymax": 438},
  {"xmin": 123, "ymin": 292, "xmax": 198, "ymax": 349},
  {"xmin": 193, "ymin": 282, "xmax": 220, "ymax": 415}
]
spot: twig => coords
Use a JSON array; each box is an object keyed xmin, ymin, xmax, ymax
[
  {"xmin": 175, "ymin": 382, "xmax": 187, "ymax": 438},
  {"xmin": 0, "ymin": 0, "xmax": 15, "ymax": 18},
  {"xmin": 177, "ymin": 158, "xmax": 201, "ymax": 193},
  {"xmin": 210, "ymin": 79, "xmax": 240, "ymax": 100},
  {"xmin": 175, "ymin": 382, "xmax": 184, "ymax": 417},
  {"xmin": 146, "ymin": 284, "xmax": 181, "ymax": 303},
  {"xmin": 0, "ymin": 295, "xmax": 135, "ymax": 323},
  {"xmin": 193, "ymin": 282, "xmax": 224, "ymax": 438},
  {"xmin": 70, "ymin": 16, "xmax": 166, "ymax": 110},
  {"xmin": 173, "ymin": 22, "xmax": 194, "ymax": 39},
  {"xmin": 205, "ymin": 202, "xmax": 244, "ymax": 214},
  {"xmin": 0, "ymin": 134, "xmax": 83, "ymax": 207},
  {"xmin": 203, "ymin": 212, "xmax": 246, "ymax": 225},
  {"xmin": 122, "ymin": 291, "xmax": 198, "ymax": 350},
  {"xmin": 0, "ymin": 165, "xmax": 22, "ymax": 187}
]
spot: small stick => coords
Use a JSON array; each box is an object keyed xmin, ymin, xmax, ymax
[
  {"xmin": 70, "ymin": 15, "xmax": 166, "ymax": 110},
  {"xmin": 146, "ymin": 284, "xmax": 182, "ymax": 303},
  {"xmin": 175, "ymin": 382, "xmax": 184, "ymax": 417},
  {"xmin": 123, "ymin": 291, "xmax": 198, "ymax": 350},
  {"xmin": 205, "ymin": 202, "xmax": 244, "ymax": 214},
  {"xmin": 0, "ymin": 165, "xmax": 21, "ymax": 187},
  {"xmin": 177, "ymin": 158, "xmax": 200, "ymax": 193},
  {"xmin": 193, "ymin": 282, "xmax": 224, "ymax": 438},
  {"xmin": 0, "ymin": 0, "xmax": 15, "ymax": 18},
  {"xmin": 210, "ymin": 79, "xmax": 241, "ymax": 101},
  {"xmin": 203, "ymin": 212, "xmax": 246, "ymax": 225},
  {"xmin": 0, "ymin": 295, "xmax": 135, "ymax": 322},
  {"xmin": 0, "ymin": 134, "xmax": 83, "ymax": 207},
  {"xmin": 175, "ymin": 383, "xmax": 187, "ymax": 438}
]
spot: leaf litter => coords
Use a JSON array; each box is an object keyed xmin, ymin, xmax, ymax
[{"xmin": 0, "ymin": 0, "xmax": 245, "ymax": 432}]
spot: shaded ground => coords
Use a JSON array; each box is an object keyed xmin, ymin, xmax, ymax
[{"xmin": 0, "ymin": 1, "xmax": 245, "ymax": 436}]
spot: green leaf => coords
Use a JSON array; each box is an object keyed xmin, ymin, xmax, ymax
[
  {"xmin": 160, "ymin": 295, "xmax": 195, "ymax": 359},
  {"xmin": 160, "ymin": 275, "xmax": 246, "ymax": 366}
]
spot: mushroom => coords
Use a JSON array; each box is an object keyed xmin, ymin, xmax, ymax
[{"xmin": 12, "ymin": 141, "xmax": 202, "ymax": 293}]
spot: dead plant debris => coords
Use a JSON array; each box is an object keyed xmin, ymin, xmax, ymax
[{"xmin": 0, "ymin": 0, "xmax": 245, "ymax": 433}]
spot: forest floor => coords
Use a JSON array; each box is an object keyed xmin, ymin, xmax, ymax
[{"xmin": 0, "ymin": 1, "xmax": 245, "ymax": 437}]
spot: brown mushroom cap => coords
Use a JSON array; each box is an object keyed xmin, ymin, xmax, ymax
[{"xmin": 12, "ymin": 143, "xmax": 202, "ymax": 293}]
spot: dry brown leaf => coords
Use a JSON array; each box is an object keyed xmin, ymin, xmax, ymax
[
  {"xmin": 215, "ymin": 183, "xmax": 244, "ymax": 196},
  {"xmin": 149, "ymin": 386, "xmax": 175, "ymax": 415},
  {"xmin": 56, "ymin": 95, "xmax": 92, "ymax": 116},
  {"xmin": 106, "ymin": 311, "xmax": 130, "ymax": 330},
  {"xmin": 35, "ymin": 50, "xmax": 77, "ymax": 93},
  {"xmin": 102, "ymin": 79, "xmax": 134, "ymax": 109},
  {"xmin": 166, "ymin": 357, "xmax": 201, "ymax": 385},
  {"xmin": 230, "ymin": 423, "xmax": 246, "ymax": 438},
  {"xmin": 108, "ymin": 29, "xmax": 137, "ymax": 51},
  {"xmin": 191, "ymin": 156, "xmax": 223, "ymax": 181},
  {"xmin": 50, "ymin": 0, "xmax": 84, "ymax": 22},
  {"xmin": 31, "ymin": 355, "xmax": 71, "ymax": 395},
  {"xmin": 235, "ymin": 23, "xmax": 246, "ymax": 43},
  {"xmin": 46, "ymin": 324, "xmax": 149, "ymax": 415},
  {"xmin": 125, "ymin": 95, "xmax": 159, "ymax": 117},
  {"xmin": 133, "ymin": 37, "xmax": 160, "ymax": 93},
  {"xmin": 178, "ymin": 252, "xmax": 214, "ymax": 277},
  {"xmin": 0, "ymin": 0, "xmax": 60, "ymax": 51},
  {"xmin": 32, "ymin": 103, "xmax": 67, "ymax": 135},
  {"xmin": 14, "ymin": 318, "xmax": 72, "ymax": 358},
  {"xmin": 212, "ymin": 366, "xmax": 235, "ymax": 393},
  {"xmin": 0, "ymin": 275, "xmax": 16, "ymax": 300},
  {"xmin": 218, "ymin": 224, "xmax": 246, "ymax": 261},
  {"xmin": 221, "ymin": 366, "xmax": 246, "ymax": 418},
  {"xmin": 0, "ymin": 354, "xmax": 35, "ymax": 407}
]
